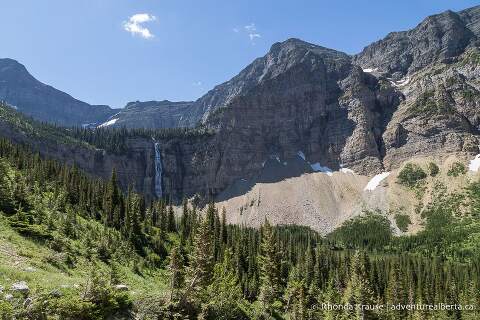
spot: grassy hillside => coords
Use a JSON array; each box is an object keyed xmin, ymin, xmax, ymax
[{"xmin": 0, "ymin": 154, "xmax": 171, "ymax": 319}]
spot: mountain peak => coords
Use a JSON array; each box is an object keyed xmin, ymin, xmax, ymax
[
  {"xmin": 0, "ymin": 58, "xmax": 25, "ymax": 69},
  {"xmin": 269, "ymin": 38, "xmax": 349, "ymax": 59},
  {"xmin": 354, "ymin": 5, "xmax": 478, "ymax": 75},
  {"xmin": 0, "ymin": 58, "xmax": 115, "ymax": 126},
  {"xmin": 0, "ymin": 58, "xmax": 35, "ymax": 83}
]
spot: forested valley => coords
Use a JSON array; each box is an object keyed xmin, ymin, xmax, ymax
[{"xmin": 0, "ymin": 137, "xmax": 478, "ymax": 319}]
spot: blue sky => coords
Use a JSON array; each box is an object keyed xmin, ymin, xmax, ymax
[{"xmin": 1, "ymin": 0, "xmax": 478, "ymax": 108}]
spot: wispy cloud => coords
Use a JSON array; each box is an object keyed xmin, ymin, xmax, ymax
[
  {"xmin": 244, "ymin": 23, "xmax": 256, "ymax": 32},
  {"xmin": 123, "ymin": 13, "xmax": 156, "ymax": 39},
  {"xmin": 244, "ymin": 23, "xmax": 261, "ymax": 43},
  {"xmin": 192, "ymin": 81, "xmax": 203, "ymax": 87},
  {"xmin": 233, "ymin": 23, "xmax": 262, "ymax": 44}
]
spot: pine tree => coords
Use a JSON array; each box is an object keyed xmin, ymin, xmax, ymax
[
  {"xmin": 460, "ymin": 280, "xmax": 480, "ymax": 320},
  {"xmin": 258, "ymin": 219, "xmax": 282, "ymax": 314},
  {"xmin": 167, "ymin": 202, "xmax": 176, "ymax": 232},
  {"xmin": 202, "ymin": 249, "xmax": 246, "ymax": 319},
  {"xmin": 304, "ymin": 242, "xmax": 314, "ymax": 287},
  {"xmin": 103, "ymin": 168, "xmax": 121, "ymax": 228},
  {"xmin": 0, "ymin": 159, "xmax": 14, "ymax": 214},
  {"xmin": 284, "ymin": 267, "xmax": 308, "ymax": 320},
  {"xmin": 385, "ymin": 262, "xmax": 406, "ymax": 320},
  {"xmin": 186, "ymin": 215, "xmax": 214, "ymax": 300},
  {"xmin": 169, "ymin": 245, "xmax": 185, "ymax": 302},
  {"xmin": 340, "ymin": 251, "xmax": 377, "ymax": 320},
  {"xmin": 180, "ymin": 198, "xmax": 190, "ymax": 243}
]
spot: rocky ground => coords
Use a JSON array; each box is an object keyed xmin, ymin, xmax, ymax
[{"xmin": 213, "ymin": 152, "xmax": 480, "ymax": 235}]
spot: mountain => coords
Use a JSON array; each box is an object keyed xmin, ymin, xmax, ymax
[
  {"xmin": 354, "ymin": 6, "xmax": 480, "ymax": 77},
  {"xmin": 0, "ymin": 6, "xmax": 479, "ymax": 230},
  {"xmin": 111, "ymin": 6, "xmax": 480, "ymax": 131},
  {"xmin": 157, "ymin": 5, "xmax": 480, "ymax": 212},
  {"xmin": 0, "ymin": 58, "xmax": 116, "ymax": 126},
  {"xmin": 98, "ymin": 100, "xmax": 195, "ymax": 129}
]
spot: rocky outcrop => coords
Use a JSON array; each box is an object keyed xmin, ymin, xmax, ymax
[
  {"xmin": 381, "ymin": 49, "xmax": 480, "ymax": 169},
  {"xmin": 0, "ymin": 59, "xmax": 116, "ymax": 127}
]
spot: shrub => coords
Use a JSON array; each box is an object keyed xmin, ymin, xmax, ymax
[
  {"xmin": 447, "ymin": 162, "xmax": 466, "ymax": 177},
  {"xmin": 428, "ymin": 162, "xmax": 439, "ymax": 177},
  {"xmin": 394, "ymin": 214, "xmax": 411, "ymax": 232},
  {"xmin": 0, "ymin": 300, "xmax": 14, "ymax": 320},
  {"xmin": 397, "ymin": 163, "xmax": 427, "ymax": 188}
]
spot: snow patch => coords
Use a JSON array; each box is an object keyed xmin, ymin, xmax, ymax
[
  {"xmin": 311, "ymin": 163, "xmax": 333, "ymax": 176},
  {"xmin": 297, "ymin": 151, "xmax": 306, "ymax": 161},
  {"xmin": 362, "ymin": 68, "xmax": 377, "ymax": 73},
  {"xmin": 364, "ymin": 172, "xmax": 390, "ymax": 191},
  {"xmin": 469, "ymin": 154, "xmax": 480, "ymax": 172},
  {"xmin": 340, "ymin": 168, "xmax": 355, "ymax": 174},
  {"xmin": 82, "ymin": 122, "xmax": 97, "ymax": 128},
  {"xmin": 98, "ymin": 118, "xmax": 118, "ymax": 128},
  {"xmin": 390, "ymin": 76, "xmax": 410, "ymax": 87}
]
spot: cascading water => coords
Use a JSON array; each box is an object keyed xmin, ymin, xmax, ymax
[{"xmin": 153, "ymin": 141, "xmax": 163, "ymax": 198}]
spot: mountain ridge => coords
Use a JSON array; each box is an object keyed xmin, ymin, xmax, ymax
[
  {"xmin": 0, "ymin": 5, "xmax": 479, "ymax": 206},
  {"xmin": 0, "ymin": 58, "xmax": 116, "ymax": 127}
]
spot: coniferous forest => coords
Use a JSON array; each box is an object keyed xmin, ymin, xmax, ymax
[{"xmin": 0, "ymin": 136, "xmax": 479, "ymax": 319}]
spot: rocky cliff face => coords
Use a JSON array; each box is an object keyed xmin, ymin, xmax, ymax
[
  {"xmin": 150, "ymin": 39, "xmax": 402, "ymax": 200},
  {"xmin": 159, "ymin": 6, "xmax": 480, "ymax": 201},
  {"xmin": 0, "ymin": 59, "xmax": 116, "ymax": 127},
  {"xmin": 0, "ymin": 113, "xmax": 156, "ymax": 198},
  {"xmin": 203, "ymin": 39, "xmax": 400, "ymax": 178},
  {"xmin": 98, "ymin": 100, "xmax": 195, "ymax": 129},
  {"xmin": 354, "ymin": 6, "xmax": 480, "ymax": 77}
]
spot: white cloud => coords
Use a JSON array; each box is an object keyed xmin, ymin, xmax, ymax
[
  {"xmin": 232, "ymin": 23, "xmax": 262, "ymax": 44},
  {"xmin": 244, "ymin": 23, "xmax": 261, "ymax": 43},
  {"xmin": 123, "ymin": 13, "xmax": 156, "ymax": 39},
  {"xmin": 249, "ymin": 33, "xmax": 261, "ymax": 41},
  {"xmin": 193, "ymin": 81, "xmax": 203, "ymax": 87}
]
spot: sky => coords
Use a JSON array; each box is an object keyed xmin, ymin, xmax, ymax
[{"xmin": 1, "ymin": 0, "xmax": 478, "ymax": 108}]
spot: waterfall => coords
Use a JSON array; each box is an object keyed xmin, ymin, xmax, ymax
[{"xmin": 153, "ymin": 141, "xmax": 163, "ymax": 198}]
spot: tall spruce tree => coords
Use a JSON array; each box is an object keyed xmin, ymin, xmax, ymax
[
  {"xmin": 258, "ymin": 219, "xmax": 283, "ymax": 313},
  {"xmin": 169, "ymin": 244, "xmax": 185, "ymax": 302},
  {"xmin": 186, "ymin": 214, "xmax": 214, "ymax": 300}
]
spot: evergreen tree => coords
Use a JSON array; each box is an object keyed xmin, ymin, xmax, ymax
[
  {"xmin": 180, "ymin": 199, "xmax": 190, "ymax": 243},
  {"xmin": 340, "ymin": 251, "xmax": 377, "ymax": 320},
  {"xmin": 167, "ymin": 202, "xmax": 176, "ymax": 232},
  {"xmin": 0, "ymin": 159, "xmax": 14, "ymax": 214},
  {"xmin": 169, "ymin": 245, "xmax": 185, "ymax": 302},
  {"xmin": 284, "ymin": 267, "xmax": 308, "ymax": 320},
  {"xmin": 102, "ymin": 168, "xmax": 123, "ymax": 228},
  {"xmin": 385, "ymin": 262, "xmax": 406, "ymax": 320},
  {"xmin": 258, "ymin": 219, "xmax": 283, "ymax": 314},
  {"xmin": 202, "ymin": 249, "xmax": 247, "ymax": 319},
  {"xmin": 186, "ymin": 215, "xmax": 214, "ymax": 301}
]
